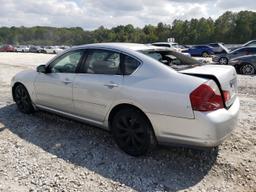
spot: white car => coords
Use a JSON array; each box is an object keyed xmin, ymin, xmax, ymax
[
  {"xmin": 15, "ymin": 45, "xmax": 29, "ymax": 52},
  {"xmin": 152, "ymin": 42, "xmax": 190, "ymax": 56},
  {"xmin": 11, "ymin": 43, "xmax": 239, "ymax": 156},
  {"xmin": 43, "ymin": 46, "xmax": 63, "ymax": 54}
]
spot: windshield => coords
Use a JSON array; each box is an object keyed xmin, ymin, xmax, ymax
[{"xmin": 139, "ymin": 49, "xmax": 202, "ymax": 71}]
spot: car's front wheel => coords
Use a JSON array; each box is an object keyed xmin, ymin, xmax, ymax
[
  {"xmin": 219, "ymin": 57, "xmax": 228, "ymax": 65},
  {"xmin": 13, "ymin": 84, "xmax": 34, "ymax": 114},
  {"xmin": 111, "ymin": 108, "xmax": 156, "ymax": 156},
  {"xmin": 202, "ymin": 51, "xmax": 209, "ymax": 57},
  {"xmin": 240, "ymin": 63, "xmax": 256, "ymax": 75}
]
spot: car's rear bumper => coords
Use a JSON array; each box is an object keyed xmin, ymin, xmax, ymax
[{"xmin": 147, "ymin": 97, "xmax": 240, "ymax": 147}]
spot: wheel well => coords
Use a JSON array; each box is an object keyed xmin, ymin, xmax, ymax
[{"xmin": 108, "ymin": 104, "xmax": 153, "ymax": 129}]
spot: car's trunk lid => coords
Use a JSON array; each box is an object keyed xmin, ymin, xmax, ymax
[{"xmin": 181, "ymin": 65, "xmax": 238, "ymax": 108}]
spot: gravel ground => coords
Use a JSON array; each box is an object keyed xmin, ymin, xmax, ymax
[{"xmin": 0, "ymin": 53, "xmax": 255, "ymax": 192}]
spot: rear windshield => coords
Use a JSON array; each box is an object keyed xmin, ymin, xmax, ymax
[{"xmin": 139, "ymin": 49, "xmax": 202, "ymax": 71}]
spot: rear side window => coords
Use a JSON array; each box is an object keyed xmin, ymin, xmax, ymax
[
  {"xmin": 124, "ymin": 55, "xmax": 141, "ymax": 75},
  {"xmin": 209, "ymin": 44, "xmax": 218, "ymax": 47}
]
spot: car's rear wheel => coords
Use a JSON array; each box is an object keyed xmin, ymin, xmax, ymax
[
  {"xmin": 111, "ymin": 108, "xmax": 155, "ymax": 156},
  {"xmin": 13, "ymin": 84, "xmax": 34, "ymax": 114},
  {"xmin": 240, "ymin": 63, "xmax": 255, "ymax": 75},
  {"xmin": 219, "ymin": 57, "xmax": 228, "ymax": 65},
  {"xmin": 202, "ymin": 51, "xmax": 209, "ymax": 57}
]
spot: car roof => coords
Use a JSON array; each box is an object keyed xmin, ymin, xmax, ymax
[
  {"xmin": 73, "ymin": 43, "xmax": 167, "ymax": 52},
  {"xmin": 152, "ymin": 42, "xmax": 178, "ymax": 45}
]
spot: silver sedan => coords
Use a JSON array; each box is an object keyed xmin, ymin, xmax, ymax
[{"xmin": 11, "ymin": 43, "xmax": 240, "ymax": 156}]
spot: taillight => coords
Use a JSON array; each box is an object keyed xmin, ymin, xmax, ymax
[
  {"xmin": 190, "ymin": 80, "xmax": 224, "ymax": 112},
  {"xmin": 223, "ymin": 90, "xmax": 230, "ymax": 100}
]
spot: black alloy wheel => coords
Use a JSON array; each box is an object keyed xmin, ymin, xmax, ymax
[
  {"xmin": 240, "ymin": 63, "xmax": 256, "ymax": 75},
  {"xmin": 14, "ymin": 84, "xmax": 34, "ymax": 114},
  {"xmin": 111, "ymin": 108, "xmax": 155, "ymax": 156}
]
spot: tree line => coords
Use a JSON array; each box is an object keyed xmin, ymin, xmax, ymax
[{"xmin": 0, "ymin": 11, "xmax": 255, "ymax": 46}]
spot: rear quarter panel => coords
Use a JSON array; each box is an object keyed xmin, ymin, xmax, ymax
[{"xmin": 119, "ymin": 72, "xmax": 207, "ymax": 119}]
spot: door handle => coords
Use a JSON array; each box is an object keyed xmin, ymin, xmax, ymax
[
  {"xmin": 104, "ymin": 83, "xmax": 119, "ymax": 88},
  {"xmin": 62, "ymin": 79, "xmax": 72, "ymax": 85}
]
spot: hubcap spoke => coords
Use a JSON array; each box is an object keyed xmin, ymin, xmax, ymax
[
  {"xmin": 243, "ymin": 65, "xmax": 255, "ymax": 75},
  {"xmin": 131, "ymin": 136, "xmax": 140, "ymax": 148},
  {"xmin": 120, "ymin": 116, "xmax": 130, "ymax": 128},
  {"xmin": 133, "ymin": 133, "xmax": 144, "ymax": 144}
]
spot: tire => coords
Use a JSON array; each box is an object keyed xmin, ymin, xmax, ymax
[
  {"xmin": 202, "ymin": 51, "xmax": 209, "ymax": 57},
  {"xmin": 13, "ymin": 84, "xmax": 34, "ymax": 114},
  {"xmin": 111, "ymin": 108, "xmax": 156, "ymax": 156},
  {"xmin": 240, "ymin": 63, "xmax": 256, "ymax": 75},
  {"xmin": 219, "ymin": 57, "xmax": 228, "ymax": 65}
]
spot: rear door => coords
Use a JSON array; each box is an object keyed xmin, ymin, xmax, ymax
[
  {"xmin": 34, "ymin": 50, "xmax": 85, "ymax": 113},
  {"xmin": 73, "ymin": 49, "xmax": 123, "ymax": 122}
]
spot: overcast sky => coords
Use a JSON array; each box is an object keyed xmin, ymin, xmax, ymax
[{"xmin": 0, "ymin": 0, "xmax": 255, "ymax": 30}]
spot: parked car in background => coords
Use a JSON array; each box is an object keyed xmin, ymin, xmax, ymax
[
  {"xmin": 182, "ymin": 45, "xmax": 214, "ymax": 57},
  {"xmin": 230, "ymin": 40, "xmax": 256, "ymax": 50},
  {"xmin": 29, "ymin": 46, "xmax": 44, "ymax": 53},
  {"xmin": 229, "ymin": 55, "xmax": 256, "ymax": 75},
  {"xmin": 59, "ymin": 45, "xmax": 71, "ymax": 50},
  {"xmin": 209, "ymin": 43, "xmax": 229, "ymax": 54},
  {"xmin": 11, "ymin": 43, "xmax": 239, "ymax": 156},
  {"xmin": 152, "ymin": 42, "xmax": 186, "ymax": 52},
  {"xmin": 0, "ymin": 44, "xmax": 15, "ymax": 52},
  {"xmin": 15, "ymin": 45, "xmax": 29, "ymax": 52},
  {"xmin": 42, "ymin": 46, "xmax": 63, "ymax": 54},
  {"xmin": 213, "ymin": 47, "xmax": 256, "ymax": 65},
  {"xmin": 242, "ymin": 40, "xmax": 256, "ymax": 47},
  {"xmin": 152, "ymin": 42, "xmax": 190, "ymax": 56}
]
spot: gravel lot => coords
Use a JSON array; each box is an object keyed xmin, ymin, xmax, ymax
[{"xmin": 0, "ymin": 53, "xmax": 255, "ymax": 192}]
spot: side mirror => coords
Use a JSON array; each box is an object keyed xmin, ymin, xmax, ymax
[{"xmin": 37, "ymin": 65, "xmax": 47, "ymax": 73}]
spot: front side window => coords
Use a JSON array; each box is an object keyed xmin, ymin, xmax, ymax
[
  {"xmin": 49, "ymin": 51, "xmax": 83, "ymax": 73},
  {"xmin": 84, "ymin": 50, "xmax": 121, "ymax": 75}
]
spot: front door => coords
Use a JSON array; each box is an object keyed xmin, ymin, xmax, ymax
[{"xmin": 34, "ymin": 50, "xmax": 84, "ymax": 113}]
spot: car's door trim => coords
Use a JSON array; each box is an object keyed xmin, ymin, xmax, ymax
[{"xmin": 36, "ymin": 104, "xmax": 108, "ymax": 129}]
